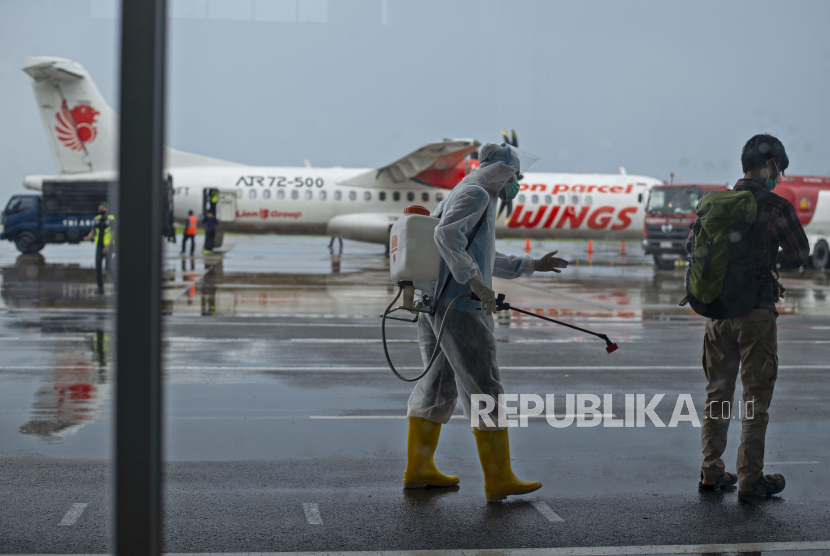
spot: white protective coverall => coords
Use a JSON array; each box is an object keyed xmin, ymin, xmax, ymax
[{"xmin": 407, "ymin": 146, "xmax": 534, "ymax": 430}]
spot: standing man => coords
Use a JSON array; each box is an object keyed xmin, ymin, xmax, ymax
[
  {"xmin": 404, "ymin": 143, "xmax": 568, "ymax": 502},
  {"xmin": 687, "ymin": 134, "xmax": 809, "ymax": 499},
  {"xmin": 202, "ymin": 211, "xmax": 217, "ymax": 255},
  {"xmin": 84, "ymin": 201, "xmax": 116, "ymax": 294},
  {"xmin": 181, "ymin": 209, "xmax": 197, "ymax": 256}
]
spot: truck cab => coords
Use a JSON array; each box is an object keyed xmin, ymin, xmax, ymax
[
  {"xmin": 642, "ymin": 184, "xmax": 728, "ymax": 269},
  {"xmin": 1, "ymin": 195, "xmax": 43, "ymax": 253}
]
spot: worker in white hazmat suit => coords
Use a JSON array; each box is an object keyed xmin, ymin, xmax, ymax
[{"xmin": 404, "ymin": 143, "xmax": 569, "ymax": 502}]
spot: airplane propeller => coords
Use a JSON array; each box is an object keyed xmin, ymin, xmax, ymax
[{"xmin": 497, "ymin": 128, "xmax": 522, "ymax": 218}]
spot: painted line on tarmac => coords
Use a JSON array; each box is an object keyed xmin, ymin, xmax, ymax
[
  {"xmin": 302, "ymin": 503, "xmax": 323, "ymax": 525},
  {"xmin": 58, "ymin": 503, "xmax": 87, "ymax": 526},
  {"xmin": 766, "ymin": 461, "xmax": 820, "ymax": 465},
  {"xmin": 531, "ymin": 500, "xmax": 564, "ymax": 522},
  {"xmin": 9, "ymin": 540, "xmax": 830, "ymax": 555}
]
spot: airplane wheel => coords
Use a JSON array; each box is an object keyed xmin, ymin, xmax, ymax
[
  {"xmin": 15, "ymin": 231, "xmax": 42, "ymax": 254},
  {"xmin": 811, "ymin": 240, "xmax": 829, "ymax": 270}
]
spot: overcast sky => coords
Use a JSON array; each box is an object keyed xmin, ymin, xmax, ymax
[{"xmin": 1, "ymin": 0, "xmax": 828, "ymax": 201}]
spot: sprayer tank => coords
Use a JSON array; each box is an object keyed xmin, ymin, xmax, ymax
[{"xmin": 389, "ymin": 214, "xmax": 442, "ymax": 282}]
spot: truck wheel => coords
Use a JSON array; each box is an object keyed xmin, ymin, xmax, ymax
[
  {"xmin": 811, "ymin": 240, "xmax": 829, "ymax": 270},
  {"xmin": 14, "ymin": 231, "xmax": 42, "ymax": 254},
  {"xmin": 652, "ymin": 253, "xmax": 676, "ymax": 270}
]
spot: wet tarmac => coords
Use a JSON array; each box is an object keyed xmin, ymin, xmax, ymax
[{"xmin": 1, "ymin": 235, "xmax": 829, "ymax": 554}]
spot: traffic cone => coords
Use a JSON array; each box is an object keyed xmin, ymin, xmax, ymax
[
  {"xmin": 620, "ymin": 241, "xmax": 626, "ymax": 256},
  {"xmin": 587, "ymin": 239, "xmax": 594, "ymax": 254},
  {"xmin": 525, "ymin": 238, "xmax": 531, "ymax": 253}
]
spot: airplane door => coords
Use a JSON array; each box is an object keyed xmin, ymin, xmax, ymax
[{"xmin": 217, "ymin": 191, "xmax": 236, "ymax": 223}]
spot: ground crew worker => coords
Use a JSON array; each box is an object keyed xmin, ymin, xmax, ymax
[
  {"xmin": 689, "ymin": 134, "xmax": 809, "ymax": 499},
  {"xmin": 202, "ymin": 212, "xmax": 217, "ymax": 254},
  {"xmin": 83, "ymin": 202, "xmax": 115, "ymax": 294},
  {"xmin": 181, "ymin": 210, "xmax": 197, "ymax": 256}
]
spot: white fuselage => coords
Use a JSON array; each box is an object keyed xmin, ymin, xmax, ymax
[{"xmin": 170, "ymin": 165, "xmax": 662, "ymax": 241}]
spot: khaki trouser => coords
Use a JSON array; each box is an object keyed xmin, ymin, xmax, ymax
[{"xmin": 701, "ymin": 309, "xmax": 778, "ymax": 490}]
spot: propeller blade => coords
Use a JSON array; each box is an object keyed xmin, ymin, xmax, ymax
[
  {"xmin": 497, "ymin": 199, "xmax": 507, "ymax": 218},
  {"xmin": 506, "ymin": 199, "xmax": 513, "ymax": 217},
  {"xmin": 501, "ymin": 129, "xmax": 510, "ymax": 144},
  {"xmin": 497, "ymin": 199, "xmax": 513, "ymax": 219},
  {"xmin": 511, "ymin": 129, "xmax": 518, "ymax": 147}
]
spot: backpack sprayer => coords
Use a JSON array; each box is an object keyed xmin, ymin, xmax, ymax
[{"xmin": 381, "ymin": 206, "xmax": 619, "ymax": 383}]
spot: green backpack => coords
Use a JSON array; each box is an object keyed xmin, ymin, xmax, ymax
[{"xmin": 681, "ymin": 189, "xmax": 771, "ymax": 319}]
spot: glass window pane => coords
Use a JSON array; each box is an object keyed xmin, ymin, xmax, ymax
[
  {"xmin": 291, "ymin": 190, "xmax": 299, "ymax": 200},
  {"xmin": 379, "ymin": 191, "xmax": 386, "ymax": 201},
  {"xmin": 393, "ymin": 192, "xmax": 401, "ymax": 201},
  {"xmin": 319, "ymin": 190, "xmax": 326, "ymax": 200},
  {"xmin": 334, "ymin": 190, "xmax": 342, "ymax": 201},
  {"xmin": 262, "ymin": 189, "xmax": 271, "ymax": 199},
  {"xmin": 249, "ymin": 189, "xmax": 256, "ymax": 199},
  {"xmin": 349, "ymin": 191, "xmax": 356, "ymax": 201},
  {"xmin": 277, "ymin": 189, "xmax": 285, "ymax": 200},
  {"xmin": 406, "ymin": 192, "xmax": 414, "ymax": 202},
  {"xmin": 364, "ymin": 191, "xmax": 371, "ymax": 201},
  {"xmin": 421, "ymin": 192, "xmax": 429, "ymax": 202}
]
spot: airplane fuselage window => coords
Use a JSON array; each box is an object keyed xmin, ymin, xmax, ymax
[
  {"xmin": 349, "ymin": 191, "xmax": 357, "ymax": 201},
  {"xmin": 263, "ymin": 189, "xmax": 271, "ymax": 199},
  {"xmin": 249, "ymin": 189, "xmax": 257, "ymax": 199},
  {"xmin": 531, "ymin": 194, "xmax": 539, "ymax": 204},
  {"xmin": 585, "ymin": 195, "xmax": 593, "ymax": 206},
  {"xmin": 364, "ymin": 191, "xmax": 371, "ymax": 201},
  {"xmin": 421, "ymin": 192, "xmax": 429, "ymax": 202},
  {"xmin": 291, "ymin": 190, "xmax": 299, "ymax": 200},
  {"xmin": 379, "ymin": 191, "xmax": 386, "ymax": 201},
  {"xmin": 393, "ymin": 192, "xmax": 401, "ymax": 202},
  {"xmin": 518, "ymin": 194, "xmax": 526, "ymax": 204},
  {"xmin": 407, "ymin": 192, "xmax": 415, "ymax": 202},
  {"xmin": 334, "ymin": 191, "xmax": 342, "ymax": 201},
  {"xmin": 319, "ymin": 190, "xmax": 327, "ymax": 200},
  {"xmin": 278, "ymin": 189, "xmax": 285, "ymax": 200},
  {"xmin": 304, "ymin": 190, "xmax": 312, "ymax": 200},
  {"xmin": 544, "ymin": 195, "xmax": 552, "ymax": 204},
  {"xmin": 571, "ymin": 194, "xmax": 579, "ymax": 205},
  {"xmin": 557, "ymin": 195, "xmax": 565, "ymax": 204},
  {"xmin": 436, "ymin": 192, "xmax": 444, "ymax": 202}
]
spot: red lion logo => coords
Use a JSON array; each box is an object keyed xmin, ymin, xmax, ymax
[
  {"xmin": 55, "ymin": 100, "xmax": 100, "ymax": 151},
  {"xmin": 259, "ymin": 208, "xmax": 269, "ymax": 220}
]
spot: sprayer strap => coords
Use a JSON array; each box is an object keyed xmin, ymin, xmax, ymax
[{"xmin": 436, "ymin": 209, "xmax": 488, "ymax": 303}]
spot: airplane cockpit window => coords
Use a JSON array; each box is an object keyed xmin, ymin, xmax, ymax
[
  {"xmin": 291, "ymin": 190, "xmax": 299, "ymax": 200},
  {"xmin": 249, "ymin": 189, "xmax": 257, "ymax": 199},
  {"xmin": 518, "ymin": 194, "xmax": 526, "ymax": 204},
  {"xmin": 545, "ymin": 195, "xmax": 552, "ymax": 204},
  {"xmin": 349, "ymin": 191, "xmax": 357, "ymax": 201},
  {"xmin": 558, "ymin": 195, "xmax": 565, "ymax": 204},
  {"xmin": 393, "ymin": 192, "xmax": 401, "ymax": 202},
  {"xmin": 422, "ymin": 192, "xmax": 429, "ymax": 202},
  {"xmin": 319, "ymin": 191, "xmax": 327, "ymax": 200},
  {"xmin": 406, "ymin": 192, "xmax": 415, "ymax": 202},
  {"xmin": 585, "ymin": 195, "xmax": 593, "ymax": 206},
  {"xmin": 304, "ymin": 190, "xmax": 313, "ymax": 200},
  {"xmin": 364, "ymin": 192, "xmax": 371, "ymax": 201},
  {"xmin": 379, "ymin": 191, "xmax": 386, "ymax": 201},
  {"xmin": 436, "ymin": 192, "xmax": 444, "ymax": 202},
  {"xmin": 334, "ymin": 191, "xmax": 342, "ymax": 201},
  {"xmin": 531, "ymin": 194, "xmax": 539, "ymax": 204},
  {"xmin": 278, "ymin": 190, "xmax": 285, "ymax": 200},
  {"xmin": 262, "ymin": 190, "xmax": 271, "ymax": 200},
  {"xmin": 571, "ymin": 194, "xmax": 579, "ymax": 205}
]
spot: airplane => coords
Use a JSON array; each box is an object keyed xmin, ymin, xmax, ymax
[{"xmin": 21, "ymin": 56, "xmax": 664, "ymax": 249}]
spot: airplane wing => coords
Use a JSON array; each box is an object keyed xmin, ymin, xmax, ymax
[{"xmin": 338, "ymin": 138, "xmax": 479, "ymax": 189}]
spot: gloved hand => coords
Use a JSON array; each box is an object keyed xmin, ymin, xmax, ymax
[
  {"xmin": 775, "ymin": 280, "xmax": 786, "ymax": 300},
  {"xmin": 534, "ymin": 250, "xmax": 569, "ymax": 273},
  {"xmin": 468, "ymin": 276, "xmax": 497, "ymax": 316}
]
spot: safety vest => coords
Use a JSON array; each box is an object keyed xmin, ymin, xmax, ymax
[
  {"xmin": 93, "ymin": 214, "xmax": 115, "ymax": 247},
  {"xmin": 211, "ymin": 192, "xmax": 219, "ymax": 204},
  {"xmin": 186, "ymin": 214, "xmax": 197, "ymax": 235}
]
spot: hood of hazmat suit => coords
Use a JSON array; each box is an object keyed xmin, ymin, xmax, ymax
[{"xmin": 406, "ymin": 144, "xmax": 537, "ymax": 430}]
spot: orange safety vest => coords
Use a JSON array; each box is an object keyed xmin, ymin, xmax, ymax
[{"xmin": 185, "ymin": 215, "xmax": 197, "ymax": 235}]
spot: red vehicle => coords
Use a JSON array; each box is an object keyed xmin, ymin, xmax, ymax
[
  {"xmin": 642, "ymin": 183, "xmax": 728, "ymax": 269},
  {"xmin": 775, "ymin": 175, "xmax": 830, "ymax": 269}
]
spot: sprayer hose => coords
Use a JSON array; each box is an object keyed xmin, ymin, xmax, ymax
[{"xmin": 381, "ymin": 287, "xmax": 471, "ymax": 382}]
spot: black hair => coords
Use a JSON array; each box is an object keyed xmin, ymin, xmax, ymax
[
  {"xmin": 741, "ymin": 134, "xmax": 789, "ymax": 174},
  {"xmin": 188, "ymin": 210, "xmax": 193, "ymax": 215}
]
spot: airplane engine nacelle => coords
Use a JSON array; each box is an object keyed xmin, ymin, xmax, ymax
[{"xmin": 326, "ymin": 213, "xmax": 401, "ymax": 245}]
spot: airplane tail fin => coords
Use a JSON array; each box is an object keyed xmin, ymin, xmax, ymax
[
  {"xmin": 24, "ymin": 56, "xmax": 243, "ymax": 174},
  {"xmin": 23, "ymin": 57, "xmax": 117, "ymax": 174}
]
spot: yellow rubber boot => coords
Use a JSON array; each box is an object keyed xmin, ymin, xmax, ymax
[
  {"xmin": 473, "ymin": 428, "xmax": 542, "ymax": 502},
  {"xmin": 403, "ymin": 418, "xmax": 460, "ymax": 488}
]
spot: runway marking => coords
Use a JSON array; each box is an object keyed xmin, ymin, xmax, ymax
[
  {"xmin": 58, "ymin": 503, "xmax": 87, "ymax": 526},
  {"xmin": 531, "ymin": 500, "xmax": 564, "ymax": 522},
  {"xmin": 290, "ymin": 339, "xmax": 417, "ymax": 344},
  {"xmin": 10, "ymin": 540, "xmax": 830, "ymax": 555},
  {"xmin": 302, "ymin": 503, "xmax": 323, "ymax": 525},
  {"xmin": 766, "ymin": 461, "xmax": 820, "ymax": 465}
]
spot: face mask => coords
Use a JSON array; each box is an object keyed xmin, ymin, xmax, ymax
[
  {"xmin": 765, "ymin": 161, "xmax": 780, "ymax": 191},
  {"xmin": 502, "ymin": 177, "xmax": 520, "ymax": 201},
  {"xmin": 99, "ymin": 209, "xmax": 107, "ymax": 216}
]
